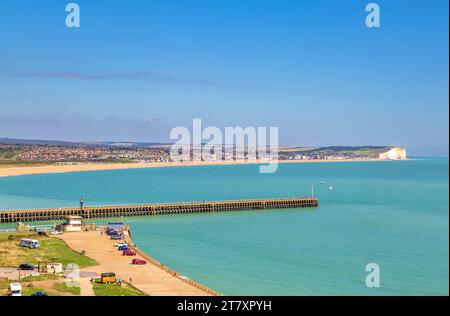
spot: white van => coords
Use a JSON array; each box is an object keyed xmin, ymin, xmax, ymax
[
  {"xmin": 19, "ymin": 238, "xmax": 40, "ymax": 249},
  {"xmin": 9, "ymin": 283, "xmax": 22, "ymax": 296}
]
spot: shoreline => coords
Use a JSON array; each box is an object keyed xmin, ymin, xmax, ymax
[
  {"xmin": 59, "ymin": 229, "xmax": 218, "ymax": 296},
  {"xmin": 0, "ymin": 158, "xmax": 392, "ymax": 178},
  {"xmin": 123, "ymin": 228, "xmax": 221, "ymax": 296}
]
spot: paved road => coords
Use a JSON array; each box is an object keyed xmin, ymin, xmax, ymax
[
  {"xmin": 79, "ymin": 277, "xmax": 95, "ymax": 296},
  {"xmin": 0, "ymin": 267, "xmax": 39, "ymax": 280},
  {"xmin": 59, "ymin": 231, "xmax": 211, "ymax": 296}
]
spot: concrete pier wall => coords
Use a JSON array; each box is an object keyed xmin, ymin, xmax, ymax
[{"xmin": 0, "ymin": 197, "xmax": 319, "ymax": 223}]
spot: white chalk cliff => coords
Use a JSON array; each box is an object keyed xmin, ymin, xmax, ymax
[{"xmin": 378, "ymin": 146, "xmax": 407, "ymax": 160}]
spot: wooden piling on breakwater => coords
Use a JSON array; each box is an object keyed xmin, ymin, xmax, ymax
[{"xmin": 0, "ymin": 197, "xmax": 318, "ymax": 223}]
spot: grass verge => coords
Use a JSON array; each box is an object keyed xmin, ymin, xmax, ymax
[
  {"xmin": 92, "ymin": 280, "xmax": 146, "ymax": 296},
  {"xmin": 0, "ymin": 232, "xmax": 98, "ymax": 268},
  {"xmin": 53, "ymin": 282, "xmax": 80, "ymax": 295}
]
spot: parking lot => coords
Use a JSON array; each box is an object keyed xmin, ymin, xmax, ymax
[{"xmin": 0, "ymin": 267, "xmax": 39, "ymax": 280}]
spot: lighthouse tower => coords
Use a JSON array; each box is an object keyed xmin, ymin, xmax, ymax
[{"xmin": 79, "ymin": 197, "xmax": 89, "ymax": 218}]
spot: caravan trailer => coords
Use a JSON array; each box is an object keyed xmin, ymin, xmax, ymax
[
  {"xmin": 19, "ymin": 238, "xmax": 40, "ymax": 249},
  {"xmin": 100, "ymin": 272, "xmax": 117, "ymax": 284}
]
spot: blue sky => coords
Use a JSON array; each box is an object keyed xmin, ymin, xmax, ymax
[{"xmin": 0, "ymin": 0, "xmax": 448, "ymax": 155}]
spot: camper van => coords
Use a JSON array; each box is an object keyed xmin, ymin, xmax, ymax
[
  {"xmin": 9, "ymin": 283, "xmax": 22, "ymax": 296},
  {"xmin": 19, "ymin": 238, "xmax": 40, "ymax": 249}
]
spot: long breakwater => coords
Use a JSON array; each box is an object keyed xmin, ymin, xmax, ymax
[{"xmin": 0, "ymin": 197, "xmax": 318, "ymax": 223}]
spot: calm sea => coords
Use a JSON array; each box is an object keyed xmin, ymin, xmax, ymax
[{"xmin": 0, "ymin": 158, "xmax": 448, "ymax": 295}]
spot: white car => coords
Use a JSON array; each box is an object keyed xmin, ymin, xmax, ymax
[
  {"xmin": 114, "ymin": 242, "xmax": 128, "ymax": 247},
  {"xmin": 49, "ymin": 231, "xmax": 63, "ymax": 235}
]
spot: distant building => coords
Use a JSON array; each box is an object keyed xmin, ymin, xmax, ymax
[
  {"xmin": 64, "ymin": 216, "xmax": 83, "ymax": 232},
  {"xmin": 46, "ymin": 263, "xmax": 63, "ymax": 274}
]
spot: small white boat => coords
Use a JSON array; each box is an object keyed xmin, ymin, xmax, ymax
[{"xmin": 329, "ymin": 186, "xmax": 333, "ymax": 190}]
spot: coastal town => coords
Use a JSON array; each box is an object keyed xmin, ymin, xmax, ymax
[
  {"xmin": 1, "ymin": 143, "xmax": 170, "ymax": 164},
  {"xmin": 0, "ymin": 140, "xmax": 407, "ymax": 166}
]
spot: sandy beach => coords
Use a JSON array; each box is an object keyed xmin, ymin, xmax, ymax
[
  {"xmin": 0, "ymin": 158, "xmax": 384, "ymax": 178},
  {"xmin": 59, "ymin": 230, "xmax": 215, "ymax": 296}
]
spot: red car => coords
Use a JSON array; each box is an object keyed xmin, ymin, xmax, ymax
[
  {"xmin": 123, "ymin": 250, "xmax": 136, "ymax": 256},
  {"xmin": 132, "ymin": 259, "xmax": 147, "ymax": 265}
]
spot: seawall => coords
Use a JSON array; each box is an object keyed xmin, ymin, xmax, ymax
[{"xmin": 0, "ymin": 197, "xmax": 319, "ymax": 223}]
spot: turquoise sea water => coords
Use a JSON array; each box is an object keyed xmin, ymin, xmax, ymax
[{"xmin": 0, "ymin": 158, "xmax": 448, "ymax": 295}]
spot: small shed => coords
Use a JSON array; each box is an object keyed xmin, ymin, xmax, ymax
[
  {"xmin": 46, "ymin": 263, "xmax": 63, "ymax": 274},
  {"xmin": 37, "ymin": 261, "xmax": 63, "ymax": 274}
]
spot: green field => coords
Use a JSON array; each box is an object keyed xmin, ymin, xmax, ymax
[
  {"xmin": 0, "ymin": 277, "xmax": 72, "ymax": 296},
  {"xmin": 21, "ymin": 285, "xmax": 57, "ymax": 296},
  {"xmin": 92, "ymin": 280, "xmax": 146, "ymax": 296},
  {"xmin": 0, "ymin": 233, "xmax": 148, "ymax": 296},
  {"xmin": 0, "ymin": 162, "xmax": 51, "ymax": 168},
  {"xmin": 53, "ymin": 282, "xmax": 81, "ymax": 295},
  {"xmin": 1, "ymin": 276, "xmax": 146, "ymax": 297},
  {"xmin": 0, "ymin": 233, "xmax": 98, "ymax": 268}
]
